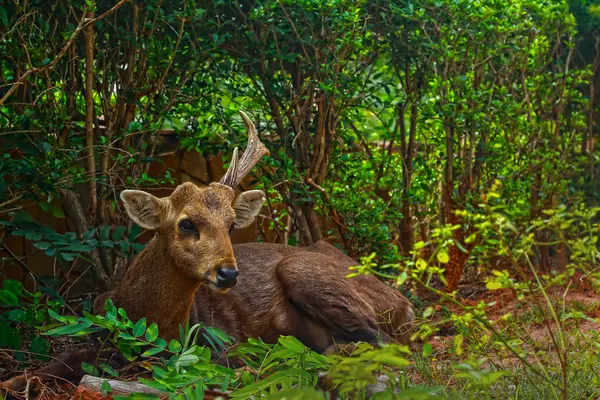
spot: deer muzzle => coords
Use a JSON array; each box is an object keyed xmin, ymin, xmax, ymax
[{"xmin": 215, "ymin": 264, "xmax": 239, "ymax": 289}]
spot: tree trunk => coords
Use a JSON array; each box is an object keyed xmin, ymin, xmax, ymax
[
  {"xmin": 303, "ymin": 204, "xmax": 323, "ymax": 243},
  {"xmin": 84, "ymin": 10, "xmax": 97, "ymax": 225},
  {"xmin": 398, "ymin": 88, "xmax": 417, "ymax": 255},
  {"xmin": 60, "ymin": 190, "xmax": 111, "ymax": 291}
]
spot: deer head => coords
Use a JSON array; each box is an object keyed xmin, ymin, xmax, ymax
[{"xmin": 119, "ymin": 111, "xmax": 269, "ymax": 292}]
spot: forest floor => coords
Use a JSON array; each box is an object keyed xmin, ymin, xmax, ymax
[
  {"xmin": 1, "ymin": 283, "xmax": 600, "ymax": 399},
  {"xmin": 411, "ymin": 280, "xmax": 600, "ymax": 392}
]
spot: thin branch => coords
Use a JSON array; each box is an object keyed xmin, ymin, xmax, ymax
[
  {"xmin": 0, "ymin": 0, "xmax": 130, "ymax": 107},
  {"xmin": 305, "ymin": 174, "xmax": 354, "ymax": 258},
  {"xmin": 0, "ymin": 244, "xmax": 51, "ymax": 290},
  {"xmin": 84, "ymin": 9, "xmax": 97, "ymax": 224}
]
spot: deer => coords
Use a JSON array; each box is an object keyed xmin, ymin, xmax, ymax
[{"xmin": 1, "ymin": 111, "xmax": 414, "ymax": 396}]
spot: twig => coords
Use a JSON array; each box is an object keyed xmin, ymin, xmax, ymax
[
  {"xmin": 1, "ymin": 349, "xmax": 74, "ymax": 371},
  {"xmin": 0, "ymin": 244, "xmax": 50, "ymax": 290},
  {"xmin": 0, "ymin": 195, "xmax": 24, "ymax": 210},
  {"xmin": 0, "ymin": 0, "xmax": 131, "ymax": 107},
  {"xmin": 305, "ymin": 174, "xmax": 355, "ymax": 258}
]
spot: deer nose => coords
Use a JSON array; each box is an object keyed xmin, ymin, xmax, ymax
[{"xmin": 215, "ymin": 265, "xmax": 239, "ymax": 288}]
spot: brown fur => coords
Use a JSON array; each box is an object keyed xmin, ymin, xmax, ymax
[
  {"xmin": 95, "ymin": 240, "xmax": 414, "ymax": 351},
  {"xmin": 109, "ymin": 182, "xmax": 242, "ymax": 340},
  {"xmin": 188, "ymin": 241, "xmax": 414, "ymax": 352}
]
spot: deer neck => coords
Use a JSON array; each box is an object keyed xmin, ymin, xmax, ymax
[{"xmin": 111, "ymin": 235, "xmax": 202, "ymax": 340}]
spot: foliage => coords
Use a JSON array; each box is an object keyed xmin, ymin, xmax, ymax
[
  {"xmin": 41, "ymin": 299, "xmax": 430, "ymax": 399},
  {"xmin": 42, "ymin": 298, "xmax": 237, "ymax": 399},
  {"xmin": 1, "ymin": 0, "xmax": 600, "ymax": 399},
  {"xmin": 0, "ymin": 279, "xmax": 59, "ymax": 365},
  {"xmin": 349, "ymin": 189, "xmax": 600, "ymax": 400},
  {"xmin": 1, "ymin": 213, "xmax": 145, "ymax": 263}
]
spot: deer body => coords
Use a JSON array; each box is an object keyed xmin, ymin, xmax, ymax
[{"xmin": 190, "ymin": 241, "xmax": 413, "ymax": 351}]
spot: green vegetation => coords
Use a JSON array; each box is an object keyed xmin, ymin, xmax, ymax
[{"xmin": 1, "ymin": 0, "xmax": 599, "ymax": 399}]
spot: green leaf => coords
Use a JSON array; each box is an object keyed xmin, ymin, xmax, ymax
[
  {"xmin": 112, "ymin": 226, "xmax": 126, "ymax": 241},
  {"xmin": 422, "ymin": 343, "xmax": 433, "ymax": 358},
  {"xmin": 0, "ymin": 323, "xmax": 22, "ymax": 350},
  {"xmin": 141, "ymin": 346, "xmax": 164, "ymax": 357},
  {"xmin": 169, "ymin": 339, "xmax": 182, "ymax": 353},
  {"xmin": 25, "ymin": 232, "xmax": 42, "ymax": 241},
  {"xmin": 0, "ymin": 290, "xmax": 18, "ymax": 306},
  {"xmin": 278, "ymin": 336, "xmax": 306, "ymax": 353},
  {"xmin": 34, "ymin": 241, "xmax": 51, "ymax": 250},
  {"xmin": 100, "ymin": 363, "xmax": 119, "ymax": 378},
  {"xmin": 83, "ymin": 228, "xmax": 96, "ymax": 240},
  {"xmin": 61, "ymin": 253, "xmax": 75, "ymax": 261},
  {"xmin": 39, "ymin": 202, "xmax": 53, "ymax": 212},
  {"xmin": 101, "ymin": 380, "xmax": 112, "ymax": 395},
  {"xmin": 65, "ymin": 243, "xmax": 95, "ymax": 252},
  {"xmin": 454, "ymin": 333, "xmax": 464, "ymax": 356},
  {"xmin": 145, "ymin": 322, "xmax": 159, "ymax": 342},
  {"xmin": 486, "ymin": 281, "xmax": 502, "ymax": 290},
  {"xmin": 372, "ymin": 354, "xmax": 410, "ymax": 367},
  {"xmin": 0, "ymin": 6, "xmax": 8, "ymax": 27},
  {"xmin": 81, "ymin": 311, "xmax": 107, "ymax": 326},
  {"xmin": 128, "ymin": 224, "xmax": 141, "ymax": 241},
  {"xmin": 30, "ymin": 337, "xmax": 51, "ymax": 360},
  {"xmin": 176, "ymin": 354, "xmax": 199, "ymax": 367},
  {"xmin": 133, "ymin": 318, "xmax": 147, "ymax": 337},
  {"xmin": 43, "ymin": 322, "xmax": 92, "ymax": 336},
  {"xmin": 437, "ymin": 250, "xmax": 450, "ymax": 264},
  {"xmin": 48, "ymin": 309, "xmax": 76, "ymax": 323},
  {"xmin": 81, "ymin": 362, "xmax": 99, "ymax": 376},
  {"xmin": 422, "ymin": 307, "xmax": 434, "ymax": 318},
  {"xmin": 99, "ymin": 225, "xmax": 112, "ymax": 240},
  {"xmin": 53, "ymin": 207, "xmax": 65, "ymax": 218}
]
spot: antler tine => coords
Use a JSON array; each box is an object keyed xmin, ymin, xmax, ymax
[
  {"xmin": 219, "ymin": 111, "xmax": 270, "ymax": 188},
  {"xmin": 219, "ymin": 147, "xmax": 239, "ymax": 187}
]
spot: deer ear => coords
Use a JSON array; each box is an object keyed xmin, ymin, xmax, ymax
[
  {"xmin": 233, "ymin": 190, "xmax": 265, "ymax": 229},
  {"xmin": 120, "ymin": 190, "xmax": 167, "ymax": 230}
]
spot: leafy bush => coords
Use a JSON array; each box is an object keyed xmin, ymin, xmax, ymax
[
  {"xmin": 0, "ymin": 279, "xmax": 59, "ymax": 364},
  {"xmin": 39, "ymin": 299, "xmax": 431, "ymax": 399}
]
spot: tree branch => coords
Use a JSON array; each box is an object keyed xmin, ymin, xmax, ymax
[{"xmin": 0, "ymin": 0, "xmax": 130, "ymax": 107}]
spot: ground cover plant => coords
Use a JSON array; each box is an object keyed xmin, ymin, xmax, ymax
[{"xmin": 1, "ymin": 0, "xmax": 599, "ymax": 399}]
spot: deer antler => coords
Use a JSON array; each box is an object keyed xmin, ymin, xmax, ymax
[{"xmin": 219, "ymin": 111, "xmax": 270, "ymax": 188}]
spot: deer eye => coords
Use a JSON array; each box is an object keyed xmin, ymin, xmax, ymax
[
  {"xmin": 179, "ymin": 219, "xmax": 197, "ymax": 235},
  {"xmin": 228, "ymin": 224, "xmax": 235, "ymax": 237}
]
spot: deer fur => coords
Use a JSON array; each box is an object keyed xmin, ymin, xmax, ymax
[
  {"xmin": 102, "ymin": 110, "xmax": 414, "ymax": 348},
  {"xmin": 188, "ymin": 241, "xmax": 414, "ymax": 351},
  {"xmin": 109, "ymin": 182, "xmax": 267, "ymax": 340}
]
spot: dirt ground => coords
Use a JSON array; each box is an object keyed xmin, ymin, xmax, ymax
[{"xmin": 421, "ymin": 282, "xmax": 600, "ymax": 374}]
